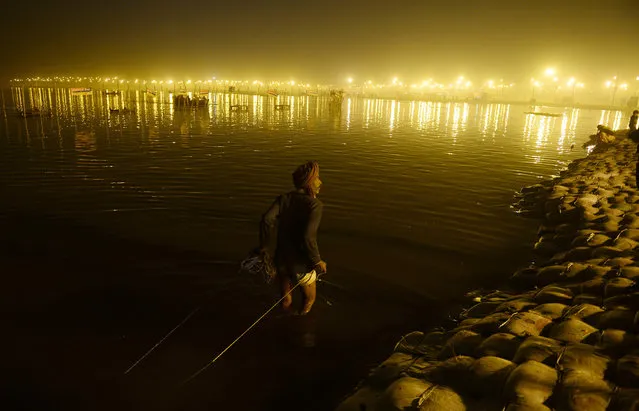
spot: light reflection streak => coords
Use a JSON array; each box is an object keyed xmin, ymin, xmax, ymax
[
  {"xmin": 482, "ymin": 104, "xmax": 493, "ymax": 135},
  {"xmin": 612, "ymin": 111, "xmax": 622, "ymax": 131},
  {"xmin": 409, "ymin": 101, "xmax": 415, "ymax": 127},
  {"xmin": 558, "ymin": 114, "xmax": 568, "ymax": 151},
  {"xmin": 5, "ymin": 86, "xmax": 597, "ymax": 166},
  {"xmin": 389, "ymin": 100, "xmax": 396, "ymax": 132},
  {"xmin": 502, "ymin": 105, "xmax": 510, "ymax": 134},
  {"xmin": 451, "ymin": 104, "xmax": 461, "ymax": 139}
]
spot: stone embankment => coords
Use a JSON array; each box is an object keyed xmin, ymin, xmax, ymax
[{"xmin": 336, "ymin": 135, "xmax": 639, "ymax": 410}]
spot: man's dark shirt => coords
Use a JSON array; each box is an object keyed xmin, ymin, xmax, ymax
[
  {"xmin": 260, "ymin": 189, "xmax": 323, "ymax": 269},
  {"xmin": 630, "ymin": 114, "xmax": 638, "ymax": 132}
]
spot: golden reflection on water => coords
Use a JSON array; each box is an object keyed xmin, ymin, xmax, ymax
[
  {"xmin": 3, "ymin": 87, "xmax": 624, "ymax": 161},
  {"xmin": 389, "ymin": 100, "xmax": 396, "ymax": 132},
  {"xmin": 599, "ymin": 109, "xmax": 624, "ymax": 131}
]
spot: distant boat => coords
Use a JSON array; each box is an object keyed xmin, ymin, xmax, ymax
[
  {"xmin": 266, "ymin": 89, "xmax": 278, "ymax": 97},
  {"xmin": 110, "ymin": 107, "xmax": 136, "ymax": 114},
  {"xmin": 104, "ymin": 90, "xmax": 121, "ymax": 96},
  {"xmin": 524, "ymin": 111, "xmax": 562, "ymax": 117},
  {"xmin": 71, "ymin": 87, "xmax": 92, "ymax": 95},
  {"xmin": 173, "ymin": 94, "xmax": 208, "ymax": 108},
  {"xmin": 16, "ymin": 108, "xmax": 51, "ymax": 118}
]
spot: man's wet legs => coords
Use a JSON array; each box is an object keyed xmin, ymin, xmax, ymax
[
  {"xmin": 300, "ymin": 282, "xmax": 316, "ymax": 315},
  {"xmin": 279, "ymin": 273, "xmax": 293, "ymax": 312}
]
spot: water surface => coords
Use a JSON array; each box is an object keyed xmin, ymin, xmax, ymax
[
  {"xmin": 1, "ymin": 89, "xmax": 615, "ymax": 294},
  {"xmin": 0, "ymin": 88, "xmax": 627, "ymax": 410}
]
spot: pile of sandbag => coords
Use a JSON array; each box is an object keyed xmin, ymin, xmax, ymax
[{"xmin": 337, "ymin": 139, "xmax": 639, "ymax": 411}]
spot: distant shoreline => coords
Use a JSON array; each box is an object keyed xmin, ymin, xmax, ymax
[{"xmin": 2, "ymin": 84, "xmax": 635, "ymax": 113}]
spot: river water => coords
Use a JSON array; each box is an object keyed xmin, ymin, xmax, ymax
[{"xmin": 0, "ymin": 88, "xmax": 629, "ymax": 410}]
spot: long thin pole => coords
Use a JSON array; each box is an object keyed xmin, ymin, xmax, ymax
[
  {"xmin": 181, "ymin": 283, "xmax": 301, "ymax": 386},
  {"xmin": 124, "ymin": 307, "xmax": 200, "ymax": 375}
]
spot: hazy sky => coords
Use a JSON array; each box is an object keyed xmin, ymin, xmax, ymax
[{"xmin": 1, "ymin": 0, "xmax": 636, "ymax": 84}]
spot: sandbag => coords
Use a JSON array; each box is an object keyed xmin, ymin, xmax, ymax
[
  {"xmin": 604, "ymin": 257, "xmax": 635, "ymax": 267},
  {"xmin": 549, "ymin": 317, "xmax": 598, "ymax": 343},
  {"xmin": 620, "ymin": 266, "xmax": 639, "ymax": 281},
  {"xmin": 468, "ymin": 356, "xmax": 516, "ymax": 397},
  {"xmin": 563, "ymin": 304, "xmax": 604, "ymax": 325},
  {"xmin": 530, "ymin": 303, "xmax": 568, "ymax": 320},
  {"xmin": 413, "ymin": 384, "xmax": 467, "ymax": 411},
  {"xmin": 572, "ymin": 294, "xmax": 604, "ymax": 306},
  {"xmin": 513, "ymin": 336, "xmax": 563, "ymax": 364},
  {"xmin": 438, "ymin": 330, "xmax": 484, "ymax": 360},
  {"xmin": 534, "ymin": 286, "xmax": 573, "ymax": 304},
  {"xmin": 572, "ymin": 233, "xmax": 611, "ymax": 247},
  {"xmin": 557, "ymin": 343, "xmax": 611, "ymax": 379},
  {"xmin": 605, "ymin": 277, "xmax": 637, "ymax": 299},
  {"xmin": 459, "ymin": 318, "xmax": 481, "ymax": 328},
  {"xmin": 495, "ymin": 299, "xmax": 537, "ymax": 314},
  {"xmin": 613, "ymin": 237, "xmax": 639, "ymax": 251},
  {"xmin": 597, "ymin": 309, "xmax": 637, "ymax": 331},
  {"xmin": 561, "ymin": 247, "xmax": 593, "ymax": 262},
  {"xmin": 557, "ymin": 369, "xmax": 614, "ymax": 411},
  {"xmin": 499, "ymin": 311, "xmax": 552, "ymax": 337},
  {"xmin": 476, "ymin": 333, "xmax": 522, "ymax": 360},
  {"xmin": 536, "ymin": 265, "xmax": 568, "ymax": 285},
  {"xmin": 617, "ymin": 228, "xmax": 639, "ymax": 241},
  {"xmin": 462, "ymin": 301, "xmax": 501, "ymax": 318},
  {"xmin": 377, "ymin": 377, "xmax": 432, "ymax": 411},
  {"xmin": 503, "ymin": 361, "xmax": 558, "ymax": 405},
  {"xmin": 604, "ymin": 292, "xmax": 639, "ymax": 310},
  {"xmin": 563, "ymin": 263, "xmax": 602, "ymax": 282},
  {"xmin": 582, "ymin": 264, "xmax": 612, "ymax": 278},
  {"xmin": 468, "ymin": 312, "xmax": 512, "ymax": 335},
  {"xmin": 422, "ymin": 355, "xmax": 475, "ymax": 392},
  {"xmin": 616, "ymin": 355, "xmax": 639, "ymax": 387},
  {"xmin": 367, "ymin": 352, "xmax": 417, "ymax": 388},
  {"xmin": 564, "ymin": 277, "xmax": 605, "ymax": 296},
  {"xmin": 597, "ymin": 329, "xmax": 639, "ymax": 351}
]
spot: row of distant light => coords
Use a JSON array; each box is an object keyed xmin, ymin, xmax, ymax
[
  {"xmin": 9, "ymin": 71, "xmax": 639, "ymax": 91},
  {"xmin": 529, "ymin": 68, "xmax": 639, "ymax": 91},
  {"xmin": 9, "ymin": 76, "xmax": 311, "ymax": 88}
]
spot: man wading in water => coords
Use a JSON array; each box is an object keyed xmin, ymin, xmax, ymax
[
  {"xmin": 260, "ymin": 161, "xmax": 327, "ymax": 315},
  {"xmin": 629, "ymin": 111, "xmax": 639, "ymax": 188}
]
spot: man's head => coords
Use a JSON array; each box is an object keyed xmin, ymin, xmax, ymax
[
  {"xmin": 634, "ymin": 110, "xmax": 639, "ymax": 116},
  {"xmin": 293, "ymin": 161, "xmax": 322, "ymax": 197}
]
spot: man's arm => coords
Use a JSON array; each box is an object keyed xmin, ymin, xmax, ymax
[
  {"xmin": 304, "ymin": 201, "xmax": 323, "ymax": 267},
  {"xmin": 259, "ymin": 196, "xmax": 281, "ymax": 256}
]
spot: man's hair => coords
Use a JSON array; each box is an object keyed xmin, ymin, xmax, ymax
[{"xmin": 292, "ymin": 161, "xmax": 320, "ymax": 190}]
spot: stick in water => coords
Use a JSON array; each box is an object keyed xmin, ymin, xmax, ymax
[
  {"xmin": 181, "ymin": 283, "xmax": 301, "ymax": 386},
  {"xmin": 124, "ymin": 307, "xmax": 200, "ymax": 375}
]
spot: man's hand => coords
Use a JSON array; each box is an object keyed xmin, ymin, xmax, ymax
[{"xmin": 315, "ymin": 260, "xmax": 327, "ymax": 274}]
